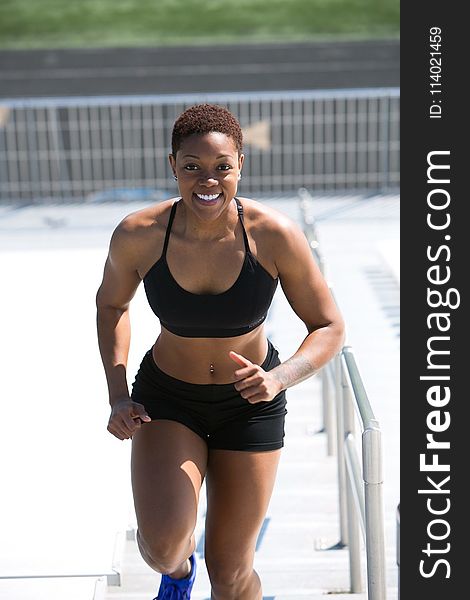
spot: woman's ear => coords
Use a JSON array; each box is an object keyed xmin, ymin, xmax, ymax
[{"xmin": 168, "ymin": 153, "xmax": 177, "ymax": 178}]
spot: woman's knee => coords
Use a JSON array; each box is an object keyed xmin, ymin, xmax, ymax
[
  {"xmin": 205, "ymin": 553, "xmax": 256, "ymax": 595},
  {"xmin": 136, "ymin": 526, "xmax": 194, "ymax": 574}
]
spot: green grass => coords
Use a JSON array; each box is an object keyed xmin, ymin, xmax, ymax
[{"xmin": 0, "ymin": 0, "xmax": 399, "ymax": 49}]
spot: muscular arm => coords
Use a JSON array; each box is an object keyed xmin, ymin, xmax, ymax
[
  {"xmin": 269, "ymin": 217, "xmax": 345, "ymax": 391},
  {"xmin": 96, "ymin": 225, "xmax": 142, "ymax": 407}
]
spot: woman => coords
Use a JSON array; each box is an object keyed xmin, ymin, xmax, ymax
[{"xmin": 96, "ymin": 104, "xmax": 344, "ymax": 600}]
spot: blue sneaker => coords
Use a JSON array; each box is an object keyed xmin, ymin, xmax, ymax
[{"xmin": 154, "ymin": 554, "xmax": 197, "ymax": 599}]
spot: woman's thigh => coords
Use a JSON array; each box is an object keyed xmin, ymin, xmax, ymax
[
  {"xmin": 131, "ymin": 419, "xmax": 208, "ymax": 538},
  {"xmin": 204, "ymin": 448, "xmax": 281, "ymax": 571}
]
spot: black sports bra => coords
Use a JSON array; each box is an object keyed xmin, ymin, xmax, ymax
[{"xmin": 143, "ymin": 197, "xmax": 278, "ymax": 338}]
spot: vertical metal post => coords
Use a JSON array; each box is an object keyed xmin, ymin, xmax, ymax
[
  {"xmin": 334, "ymin": 353, "xmax": 348, "ymax": 546},
  {"xmin": 346, "ymin": 471, "xmax": 363, "ymax": 592},
  {"xmin": 322, "ymin": 366, "xmax": 335, "ymax": 456},
  {"xmin": 363, "ymin": 425, "xmax": 387, "ymax": 600},
  {"xmin": 342, "ymin": 374, "xmax": 363, "ymax": 593},
  {"xmin": 320, "ymin": 368, "xmax": 327, "ymax": 434},
  {"xmin": 344, "ymin": 435, "xmax": 366, "ymax": 535}
]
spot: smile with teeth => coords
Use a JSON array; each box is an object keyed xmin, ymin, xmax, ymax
[{"xmin": 195, "ymin": 193, "xmax": 221, "ymax": 201}]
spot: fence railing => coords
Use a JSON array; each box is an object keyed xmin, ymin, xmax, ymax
[
  {"xmin": 299, "ymin": 188, "xmax": 387, "ymax": 599},
  {"xmin": 0, "ymin": 88, "xmax": 399, "ymax": 202}
]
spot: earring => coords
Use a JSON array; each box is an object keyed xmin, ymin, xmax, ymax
[
  {"xmin": 238, "ymin": 173, "xmax": 242, "ymax": 180},
  {"xmin": 173, "ymin": 175, "xmax": 178, "ymax": 181}
]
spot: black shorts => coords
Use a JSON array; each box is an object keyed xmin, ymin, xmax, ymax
[{"xmin": 130, "ymin": 339, "xmax": 287, "ymax": 451}]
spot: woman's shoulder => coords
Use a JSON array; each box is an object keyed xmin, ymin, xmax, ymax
[
  {"xmin": 113, "ymin": 197, "xmax": 177, "ymax": 240},
  {"xmin": 237, "ymin": 196, "xmax": 302, "ymax": 241},
  {"xmin": 107, "ymin": 199, "xmax": 179, "ymax": 271}
]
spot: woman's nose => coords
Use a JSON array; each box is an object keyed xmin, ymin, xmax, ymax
[{"xmin": 199, "ymin": 173, "xmax": 219, "ymax": 185}]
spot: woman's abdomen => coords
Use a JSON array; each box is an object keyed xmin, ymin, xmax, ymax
[{"xmin": 152, "ymin": 324, "xmax": 269, "ymax": 384}]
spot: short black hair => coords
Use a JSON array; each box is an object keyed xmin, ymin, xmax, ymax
[{"xmin": 171, "ymin": 104, "xmax": 243, "ymax": 156}]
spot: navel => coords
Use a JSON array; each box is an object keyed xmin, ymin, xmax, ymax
[{"xmin": 209, "ymin": 363, "xmax": 215, "ymax": 375}]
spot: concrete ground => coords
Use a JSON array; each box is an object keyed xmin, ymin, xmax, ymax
[{"xmin": 0, "ymin": 192, "xmax": 399, "ymax": 599}]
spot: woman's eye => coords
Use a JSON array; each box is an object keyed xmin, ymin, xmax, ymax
[{"xmin": 182, "ymin": 163, "xmax": 233, "ymax": 172}]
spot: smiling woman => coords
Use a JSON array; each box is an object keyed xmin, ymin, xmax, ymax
[
  {"xmin": 96, "ymin": 103, "xmax": 345, "ymax": 600},
  {"xmin": 170, "ymin": 130, "xmax": 243, "ymax": 214}
]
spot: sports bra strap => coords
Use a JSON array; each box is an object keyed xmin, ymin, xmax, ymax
[
  {"xmin": 162, "ymin": 200, "xmax": 178, "ymax": 258},
  {"xmin": 234, "ymin": 197, "xmax": 250, "ymax": 253},
  {"xmin": 163, "ymin": 198, "xmax": 250, "ymax": 258}
]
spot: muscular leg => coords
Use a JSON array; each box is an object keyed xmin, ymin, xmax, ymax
[
  {"xmin": 204, "ymin": 449, "xmax": 282, "ymax": 600},
  {"xmin": 131, "ymin": 420, "xmax": 208, "ymax": 577}
]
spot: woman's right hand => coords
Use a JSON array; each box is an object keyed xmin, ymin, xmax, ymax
[{"xmin": 107, "ymin": 398, "xmax": 152, "ymax": 440}]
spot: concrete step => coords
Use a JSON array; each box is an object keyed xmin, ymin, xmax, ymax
[{"xmin": 0, "ymin": 577, "xmax": 107, "ymax": 600}]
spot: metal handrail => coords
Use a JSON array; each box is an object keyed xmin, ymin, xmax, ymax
[
  {"xmin": 298, "ymin": 188, "xmax": 387, "ymax": 600},
  {"xmin": 342, "ymin": 348, "xmax": 375, "ymax": 428}
]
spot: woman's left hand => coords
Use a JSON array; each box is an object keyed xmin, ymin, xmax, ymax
[{"xmin": 229, "ymin": 351, "xmax": 283, "ymax": 403}]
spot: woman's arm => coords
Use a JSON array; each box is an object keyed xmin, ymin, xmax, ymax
[
  {"xmin": 232, "ymin": 213, "xmax": 345, "ymax": 403},
  {"xmin": 269, "ymin": 216, "xmax": 345, "ymax": 390},
  {"xmin": 96, "ymin": 223, "xmax": 151, "ymax": 438}
]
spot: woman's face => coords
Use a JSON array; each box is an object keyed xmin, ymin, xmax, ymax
[{"xmin": 169, "ymin": 132, "xmax": 244, "ymax": 220}]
